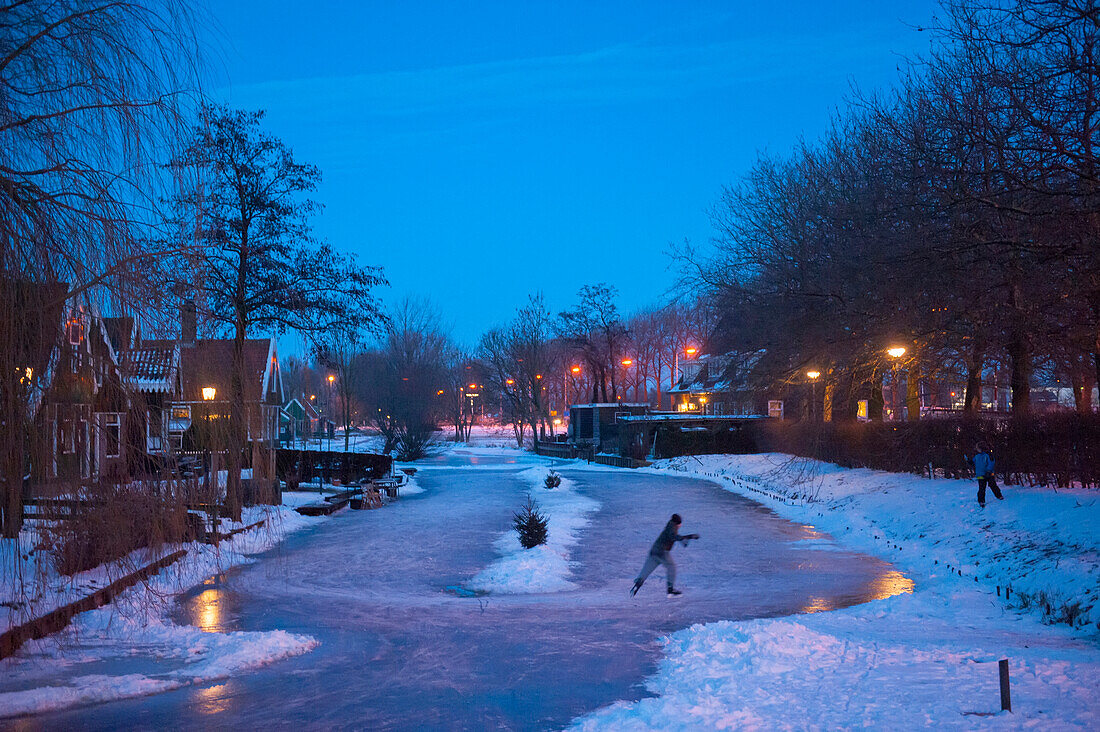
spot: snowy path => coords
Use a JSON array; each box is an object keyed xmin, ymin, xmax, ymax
[{"xmin": 17, "ymin": 450, "xmax": 905, "ymax": 730}]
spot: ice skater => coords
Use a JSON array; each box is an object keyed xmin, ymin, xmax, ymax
[
  {"xmin": 630, "ymin": 513, "xmax": 699, "ymax": 597},
  {"xmin": 968, "ymin": 443, "xmax": 1003, "ymax": 507}
]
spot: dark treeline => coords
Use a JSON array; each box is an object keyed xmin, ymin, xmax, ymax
[
  {"xmin": 288, "ymin": 289, "xmax": 714, "ymax": 455},
  {"xmin": 686, "ymin": 0, "xmax": 1100, "ymax": 420}
]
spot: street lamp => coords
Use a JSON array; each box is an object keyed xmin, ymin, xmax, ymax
[
  {"xmin": 806, "ymin": 371, "xmax": 820, "ymax": 422},
  {"xmin": 201, "ymin": 386, "xmax": 216, "ymax": 490},
  {"xmin": 886, "ymin": 347, "xmax": 906, "ymax": 420},
  {"xmin": 620, "ymin": 358, "xmax": 634, "ymax": 401}
]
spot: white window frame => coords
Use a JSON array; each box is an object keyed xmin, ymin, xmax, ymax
[{"xmin": 104, "ymin": 413, "xmax": 121, "ymax": 458}]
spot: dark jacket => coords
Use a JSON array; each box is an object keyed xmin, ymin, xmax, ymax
[{"xmin": 649, "ymin": 520, "xmax": 691, "ymax": 556}]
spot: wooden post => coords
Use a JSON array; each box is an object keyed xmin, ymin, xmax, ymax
[{"xmin": 999, "ymin": 659, "xmax": 1012, "ymax": 712}]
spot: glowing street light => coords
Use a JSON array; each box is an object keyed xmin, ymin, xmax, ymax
[
  {"xmin": 887, "ymin": 347, "xmax": 907, "ymax": 359},
  {"xmin": 506, "ymin": 378, "xmax": 515, "ymax": 385},
  {"xmin": 571, "ymin": 365, "xmax": 581, "ymax": 374},
  {"xmin": 202, "ymin": 386, "xmax": 216, "ymax": 401},
  {"xmin": 806, "ymin": 370, "xmax": 821, "ymax": 380},
  {"xmin": 328, "ymin": 374, "xmax": 335, "ymax": 383},
  {"xmin": 685, "ymin": 346, "xmax": 698, "ymax": 357},
  {"xmin": 621, "ymin": 358, "xmax": 633, "ymax": 367}
]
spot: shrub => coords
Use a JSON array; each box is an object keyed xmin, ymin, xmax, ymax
[
  {"xmin": 762, "ymin": 414, "xmax": 1100, "ymax": 488},
  {"xmin": 544, "ymin": 470, "xmax": 561, "ymax": 489},
  {"xmin": 45, "ymin": 482, "xmax": 190, "ymax": 576},
  {"xmin": 513, "ymin": 495, "xmax": 549, "ymax": 549}
]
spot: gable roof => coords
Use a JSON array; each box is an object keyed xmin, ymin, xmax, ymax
[
  {"xmin": 120, "ymin": 344, "xmax": 180, "ymax": 394},
  {"xmin": 103, "ymin": 316, "xmax": 137, "ymax": 352}
]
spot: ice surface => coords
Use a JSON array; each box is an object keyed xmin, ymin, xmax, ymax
[{"xmin": 12, "ymin": 450, "xmax": 908, "ymax": 729}]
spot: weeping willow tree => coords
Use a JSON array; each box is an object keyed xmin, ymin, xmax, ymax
[{"xmin": 0, "ymin": 1, "xmax": 203, "ymax": 538}]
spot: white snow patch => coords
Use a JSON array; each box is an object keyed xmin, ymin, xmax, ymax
[
  {"xmin": 467, "ymin": 467, "xmax": 599, "ymax": 594},
  {"xmin": 0, "ymin": 500, "xmax": 326, "ymax": 719}
]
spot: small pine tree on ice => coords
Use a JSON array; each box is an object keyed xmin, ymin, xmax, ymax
[
  {"xmin": 513, "ymin": 495, "xmax": 549, "ymax": 549},
  {"xmin": 544, "ymin": 470, "xmax": 561, "ymax": 489}
]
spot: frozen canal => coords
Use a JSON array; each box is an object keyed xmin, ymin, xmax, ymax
[{"xmin": 22, "ymin": 451, "xmax": 911, "ymax": 730}]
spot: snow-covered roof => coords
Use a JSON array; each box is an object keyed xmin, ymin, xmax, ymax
[
  {"xmin": 120, "ymin": 344, "xmax": 180, "ymax": 394},
  {"xmin": 617, "ymin": 413, "xmax": 768, "ymax": 422}
]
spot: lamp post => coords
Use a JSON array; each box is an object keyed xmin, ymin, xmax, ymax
[
  {"xmin": 806, "ymin": 371, "xmax": 820, "ymax": 422},
  {"xmin": 886, "ymin": 347, "xmax": 906, "ymax": 420},
  {"xmin": 202, "ymin": 386, "xmax": 216, "ymax": 494},
  {"xmin": 620, "ymin": 358, "xmax": 633, "ymax": 402},
  {"xmin": 569, "ymin": 365, "xmax": 580, "ymax": 409}
]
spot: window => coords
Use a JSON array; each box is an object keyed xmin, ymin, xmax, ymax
[
  {"xmin": 60, "ymin": 419, "xmax": 75, "ymax": 453},
  {"xmin": 105, "ymin": 414, "xmax": 121, "ymax": 458},
  {"xmin": 172, "ymin": 405, "xmax": 191, "ymax": 421},
  {"xmin": 66, "ymin": 318, "xmax": 83, "ymax": 345}
]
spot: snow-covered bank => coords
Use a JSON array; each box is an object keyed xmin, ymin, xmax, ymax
[
  {"xmin": 654, "ymin": 453, "xmax": 1100, "ymax": 630},
  {"xmin": 0, "ymin": 502, "xmax": 326, "ymax": 719},
  {"xmin": 467, "ymin": 467, "xmax": 599, "ymax": 594},
  {"xmin": 570, "ymin": 454, "xmax": 1100, "ymax": 730}
]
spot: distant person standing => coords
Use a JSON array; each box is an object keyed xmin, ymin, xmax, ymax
[
  {"xmin": 969, "ymin": 444, "xmax": 1003, "ymax": 507},
  {"xmin": 630, "ymin": 514, "xmax": 699, "ymax": 597}
]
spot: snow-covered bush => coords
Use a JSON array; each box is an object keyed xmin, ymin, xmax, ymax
[
  {"xmin": 543, "ymin": 470, "xmax": 561, "ymax": 489},
  {"xmin": 512, "ymin": 495, "xmax": 549, "ymax": 549}
]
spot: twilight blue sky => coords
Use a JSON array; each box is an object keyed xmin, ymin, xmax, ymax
[{"xmin": 204, "ymin": 1, "xmax": 941, "ymax": 350}]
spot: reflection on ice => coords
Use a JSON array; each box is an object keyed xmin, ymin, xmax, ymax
[
  {"xmin": 867, "ymin": 570, "xmax": 915, "ymax": 601},
  {"xmin": 800, "ymin": 596, "xmax": 835, "ymax": 614},
  {"xmin": 196, "ymin": 682, "xmax": 233, "ymax": 716},
  {"xmin": 800, "ymin": 570, "xmax": 914, "ymax": 615},
  {"xmin": 185, "ymin": 574, "xmax": 234, "ymax": 633}
]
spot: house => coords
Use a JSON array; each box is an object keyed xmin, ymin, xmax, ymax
[
  {"xmin": 282, "ymin": 396, "xmax": 322, "ymax": 445},
  {"xmin": 668, "ymin": 351, "xmax": 768, "ymax": 416},
  {"xmin": 567, "ymin": 403, "xmax": 649, "ymax": 453},
  {"xmin": 116, "ymin": 335, "xmax": 182, "ymax": 472},
  {"xmin": 13, "ymin": 283, "xmax": 132, "ymax": 486}
]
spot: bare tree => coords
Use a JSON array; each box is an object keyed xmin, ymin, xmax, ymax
[
  {"xmin": 359, "ymin": 298, "xmax": 452, "ymax": 461},
  {"xmin": 558, "ymin": 284, "xmax": 629, "ymax": 402},
  {"xmin": 1, "ymin": 0, "xmax": 202, "ymax": 537},
  {"xmin": 165, "ymin": 105, "xmax": 385, "ymax": 518}
]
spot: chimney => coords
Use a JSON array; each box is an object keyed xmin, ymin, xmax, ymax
[{"xmin": 181, "ymin": 299, "xmax": 197, "ymax": 344}]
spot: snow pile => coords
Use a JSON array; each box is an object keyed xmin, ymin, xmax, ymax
[
  {"xmin": 467, "ymin": 467, "xmax": 599, "ymax": 594},
  {"xmin": 650, "ymin": 453, "xmax": 1100, "ymax": 630},
  {"xmin": 399, "ymin": 472, "xmax": 425, "ymax": 495},
  {"xmin": 1, "ymin": 621, "xmax": 316, "ymax": 719},
  {"xmin": 574, "ymin": 591, "xmax": 1100, "ymax": 730},
  {"xmin": 0, "ymin": 501, "xmax": 325, "ymax": 719}
]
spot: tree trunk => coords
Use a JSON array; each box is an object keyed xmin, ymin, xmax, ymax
[
  {"xmin": 1007, "ymin": 331, "xmax": 1031, "ymax": 417},
  {"xmin": 905, "ymin": 360, "xmax": 921, "ymax": 421},
  {"xmin": 964, "ymin": 345, "xmax": 984, "ymax": 414},
  {"xmin": 226, "ymin": 322, "xmax": 245, "ymax": 521},
  {"xmin": 832, "ymin": 370, "xmax": 857, "ymax": 422},
  {"xmin": 868, "ymin": 371, "xmax": 884, "ymax": 422},
  {"xmin": 1, "ymin": 410, "xmax": 22, "ymax": 538},
  {"xmin": 1071, "ymin": 368, "xmax": 1094, "ymax": 414}
]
